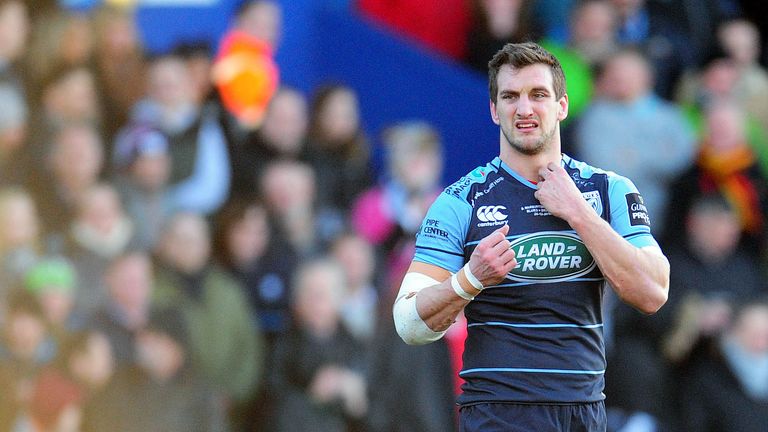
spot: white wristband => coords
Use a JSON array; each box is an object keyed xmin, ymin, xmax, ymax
[
  {"xmin": 451, "ymin": 273, "xmax": 475, "ymax": 301},
  {"xmin": 462, "ymin": 263, "xmax": 484, "ymax": 291}
]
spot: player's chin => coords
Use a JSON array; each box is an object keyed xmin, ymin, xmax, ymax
[{"xmin": 510, "ymin": 140, "xmax": 545, "ymax": 156}]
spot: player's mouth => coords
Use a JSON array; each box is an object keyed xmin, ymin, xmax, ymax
[{"xmin": 515, "ymin": 121, "xmax": 538, "ymax": 131}]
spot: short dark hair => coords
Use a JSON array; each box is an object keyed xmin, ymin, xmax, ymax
[{"xmin": 487, "ymin": 42, "xmax": 566, "ymax": 103}]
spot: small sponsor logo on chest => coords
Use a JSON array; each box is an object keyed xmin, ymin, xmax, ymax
[
  {"xmin": 507, "ymin": 231, "xmax": 597, "ymax": 282},
  {"xmin": 476, "ymin": 205, "xmax": 508, "ymax": 227}
]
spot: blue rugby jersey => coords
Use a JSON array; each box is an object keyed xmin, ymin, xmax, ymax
[{"xmin": 413, "ymin": 154, "xmax": 659, "ymax": 405}]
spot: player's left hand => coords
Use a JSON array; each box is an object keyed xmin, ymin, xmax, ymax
[{"xmin": 534, "ymin": 162, "xmax": 592, "ymax": 222}]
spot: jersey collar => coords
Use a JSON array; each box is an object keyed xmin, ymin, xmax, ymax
[{"xmin": 492, "ymin": 155, "xmax": 569, "ymax": 190}]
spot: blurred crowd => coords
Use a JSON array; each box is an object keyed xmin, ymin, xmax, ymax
[{"xmin": 0, "ymin": 0, "xmax": 767, "ymax": 431}]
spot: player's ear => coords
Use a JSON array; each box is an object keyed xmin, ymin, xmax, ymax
[
  {"xmin": 490, "ymin": 99, "xmax": 500, "ymax": 125},
  {"xmin": 558, "ymin": 94, "xmax": 569, "ymax": 122}
]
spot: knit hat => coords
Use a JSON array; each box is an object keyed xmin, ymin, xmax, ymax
[
  {"xmin": 25, "ymin": 258, "xmax": 76, "ymax": 294},
  {"xmin": 112, "ymin": 123, "xmax": 169, "ymax": 170}
]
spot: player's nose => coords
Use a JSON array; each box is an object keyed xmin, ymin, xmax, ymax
[{"xmin": 515, "ymin": 95, "xmax": 534, "ymax": 117}]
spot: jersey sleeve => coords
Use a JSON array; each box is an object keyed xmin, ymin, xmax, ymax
[
  {"xmin": 608, "ymin": 174, "xmax": 660, "ymax": 249},
  {"xmin": 412, "ymin": 192, "xmax": 472, "ymax": 273}
]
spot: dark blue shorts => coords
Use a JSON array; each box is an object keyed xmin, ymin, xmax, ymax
[{"xmin": 459, "ymin": 401, "xmax": 606, "ymax": 432}]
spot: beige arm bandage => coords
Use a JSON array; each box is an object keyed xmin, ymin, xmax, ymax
[{"xmin": 392, "ymin": 272, "xmax": 447, "ymax": 345}]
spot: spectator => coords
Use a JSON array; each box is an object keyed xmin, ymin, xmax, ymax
[
  {"xmin": 563, "ymin": 0, "xmax": 619, "ymax": 66},
  {"xmin": 153, "ymin": 212, "xmax": 264, "ymax": 414},
  {"xmin": 679, "ymin": 300, "xmax": 768, "ymax": 431},
  {"xmin": 529, "ymin": 0, "xmax": 577, "ymax": 43},
  {"xmin": 112, "ymin": 124, "xmax": 176, "ymax": 252},
  {"xmin": 675, "ymin": 21, "xmax": 768, "ymax": 166},
  {"xmin": 662, "ymin": 100, "xmax": 768, "ymax": 258},
  {"xmin": 661, "ymin": 195, "xmax": 765, "ymax": 394},
  {"xmin": 260, "ymin": 160, "xmax": 331, "ymax": 257},
  {"xmin": 576, "ymin": 49, "xmax": 696, "ymax": 234},
  {"xmin": 89, "ymin": 252, "xmax": 153, "ymax": 366},
  {"xmin": 233, "ymin": 0, "xmax": 282, "ymax": 51},
  {"xmin": 0, "ymin": 0, "xmax": 29, "ymax": 88},
  {"xmin": 32, "ymin": 123, "xmax": 105, "ymax": 237},
  {"xmin": 91, "ymin": 4, "xmax": 146, "ymax": 139},
  {"xmin": 24, "ymin": 257, "xmax": 82, "ymax": 338},
  {"xmin": 31, "ymin": 330, "xmax": 114, "ymax": 432},
  {"xmin": 540, "ymin": 0, "xmax": 619, "ymax": 125},
  {"xmin": 213, "ymin": 0, "xmax": 282, "ymax": 139},
  {"xmin": 232, "ymin": 87, "xmax": 309, "ymax": 196},
  {"xmin": 212, "ymin": 196, "xmax": 296, "ymax": 429},
  {"xmin": 676, "ymin": 53, "xmax": 739, "ymax": 113},
  {"xmin": 608, "ymin": 0, "xmax": 697, "ymax": 98},
  {"xmin": 250, "ymin": 87, "xmax": 309, "ymax": 161},
  {"xmin": 352, "ymin": 121, "xmax": 444, "ymax": 253},
  {"xmin": 28, "ymin": 367, "xmax": 84, "ymax": 432},
  {"xmin": 464, "ymin": 0, "xmax": 534, "ymax": 72},
  {"xmin": 0, "ymin": 290, "xmax": 56, "ymax": 431},
  {"xmin": 23, "ymin": 9, "xmax": 94, "ymax": 103},
  {"xmin": 85, "ymin": 308, "xmax": 226, "ymax": 432},
  {"xmin": 366, "ymin": 248, "xmax": 457, "ymax": 432},
  {"xmin": 65, "ymin": 183, "xmax": 135, "ymax": 319},
  {"xmin": 0, "ymin": 82, "xmax": 29, "ymax": 186},
  {"xmin": 0, "ymin": 187, "xmax": 43, "ymax": 305},
  {"xmin": 31, "ymin": 65, "xmax": 102, "ymax": 145},
  {"xmin": 307, "ymin": 84, "xmax": 373, "ymax": 222},
  {"xmin": 716, "ymin": 19, "xmax": 768, "ymax": 128},
  {"xmin": 213, "ymin": 196, "xmax": 297, "ymax": 345},
  {"xmin": 272, "ymin": 257, "xmax": 368, "ymax": 432},
  {"xmin": 129, "ymin": 54, "xmax": 231, "ymax": 215},
  {"xmin": 361, "ymin": 121, "xmax": 457, "ymax": 432},
  {"xmin": 330, "ymin": 231, "xmax": 379, "ymax": 344},
  {"xmin": 174, "ymin": 42, "xmax": 216, "ymax": 106}
]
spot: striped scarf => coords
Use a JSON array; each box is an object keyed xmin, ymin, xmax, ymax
[{"xmin": 697, "ymin": 143, "xmax": 763, "ymax": 234}]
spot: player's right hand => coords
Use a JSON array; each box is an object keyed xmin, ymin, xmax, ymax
[{"xmin": 467, "ymin": 224, "xmax": 517, "ymax": 287}]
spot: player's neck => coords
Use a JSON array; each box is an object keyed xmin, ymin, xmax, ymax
[{"xmin": 500, "ymin": 145, "xmax": 562, "ymax": 183}]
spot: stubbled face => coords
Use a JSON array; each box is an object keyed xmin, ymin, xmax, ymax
[{"xmin": 490, "ymin": 64, "xmax": 567, "ymax": 156}]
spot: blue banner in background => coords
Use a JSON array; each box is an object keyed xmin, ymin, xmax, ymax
[
  {"xmin": 62, "ymin": 0, "xmax": 497, "ymax": 184},
  {"xmin": 134, "ymin": 0, "xmax": 241, "ymax": 55}
]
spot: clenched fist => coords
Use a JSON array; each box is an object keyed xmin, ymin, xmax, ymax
[{"xmin": 467, "ymin": 224, "xmax": 518, "ymax": 287}]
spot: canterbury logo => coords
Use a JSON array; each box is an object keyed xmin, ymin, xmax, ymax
[{"xmin": 477, "ymin": 205, "xmax": 508, "ymax": 223}]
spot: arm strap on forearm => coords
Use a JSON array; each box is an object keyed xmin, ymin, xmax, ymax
[{"xmin": 392, "ymin": 272, "xmax": 447, "ymax": 345}]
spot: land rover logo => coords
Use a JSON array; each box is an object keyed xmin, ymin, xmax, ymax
[{"xmin": 508, "ymin": 231, "xmax": 596, "ymax": 282}]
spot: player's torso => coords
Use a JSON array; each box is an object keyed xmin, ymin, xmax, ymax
[{"xmin": 455, "ymin": 158, "xmax": 610, "ymax": 404}]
